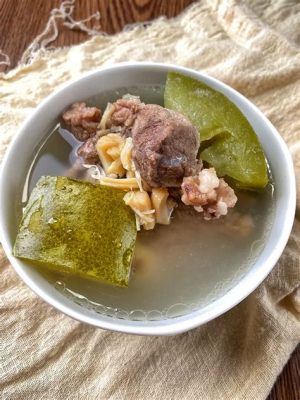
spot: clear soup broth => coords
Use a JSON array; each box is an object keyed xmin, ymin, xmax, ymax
[{"xmin": 23, "ymin": 85, "xmax": 274, "ymax": 321}]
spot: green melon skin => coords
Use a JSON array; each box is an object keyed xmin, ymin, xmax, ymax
[
  {"xmin": 13, "ymin": 176, "xmax": 137, "ymax": 287},
  {"xmin": 164, "ymin": 72, "xmax": 268, "ymax": 189}
]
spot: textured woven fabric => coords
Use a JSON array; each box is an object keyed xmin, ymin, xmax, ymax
[{"xmin": 0, "ymin": 1, "xmax": 299, "ymax": 399}]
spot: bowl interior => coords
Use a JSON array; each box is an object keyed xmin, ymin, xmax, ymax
[{"xmin": 0, "ymin": 63, "xmax": 295, "ymax": 335}]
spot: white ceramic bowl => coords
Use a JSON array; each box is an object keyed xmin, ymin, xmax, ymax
[{"xmin": 0, "ymin": 63, "xmax": 296, "ymax": 335}]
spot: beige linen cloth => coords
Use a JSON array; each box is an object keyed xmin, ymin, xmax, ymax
[{"xmin": 1, "ymin": 1, "xmax": 300, "ymax": 399}]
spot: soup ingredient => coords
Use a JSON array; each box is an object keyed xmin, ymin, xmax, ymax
[
  {"xmin": 62, "ymin": 102, "xmax": 102, "ymax": 141},
  {"xmin": 151, "ymin": 188, "xmax": 174, "ymax": 225},
  {"xmin": 96, "ymin": 133, "xmax": 125, "ymax": 176},
  {"xmin": 110, "ymin": 98, "xmax": 200, "ymax": 187},
  {"xmin": 120, "ymin": 137, "xmax": 135, "ymax": 175},
  {"xmin": 77, "ymin": 137, "xmax": 99, "ymax": 164},
  {"xmin": 181, "ymin": 168, "xmax": 237, "ymax": 219},
  {"xmin": 14, "ymin": 176, "xmax": 136, "ymax": 287},
  {"xmin": 132, "ymin": 104, "xmax": 200, "ymax": 187},
  {"xmin": 111, "ymin": 98, "xmax": 142, "ymax": 129},
  {"xmin": 131, "ymin": 104, "xmax": 200, "ymax": 187},
  {"xmin": 99, "ymin": 102, "xmax": 115, "ymax": 130},
  {"xmin": 164, "ymin": 72, "xmax": 268, "ymax": 189},
  {"xmin": 100, "ymin": 176, "xmax": 141, "ymax": 190},
  {"xmin": 123, "ymin": 191, "xmax": 155, "ymax": 230}
]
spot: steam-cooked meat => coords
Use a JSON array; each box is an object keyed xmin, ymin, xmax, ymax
[
  {"xmin": 111, "ymin": 98, "xmax": 142, "ymax": 128},
  {"xmin": 62, "ymin": 102, "xmax": 101, "ymax": 141},
  {"xmin": 181, "ymin": 168, "xmax": 237, "ymax": 219},
  {"xmin": 111, "ymin": 99, "xmax": 200, "ymax": 187},
  {"xmin": 77, "ymin": 137, "xmax": 99, "ymax": 164},
  {"xmin": 131, "ymin": 104, "xmax": 200, "ymax": 187}
]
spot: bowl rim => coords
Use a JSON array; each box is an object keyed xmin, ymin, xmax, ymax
[{"xmin": 0, "ymin": 62, "xmax": 296, "ymax": 335}]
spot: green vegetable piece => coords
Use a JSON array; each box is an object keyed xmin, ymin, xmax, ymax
[
  {"xmin": 14, "ymin": 176, "xmax": 137, "ymax": 287},
  {"xmin": 164, "ymin": 72, "xmax": 268, "ymax": 188}
]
